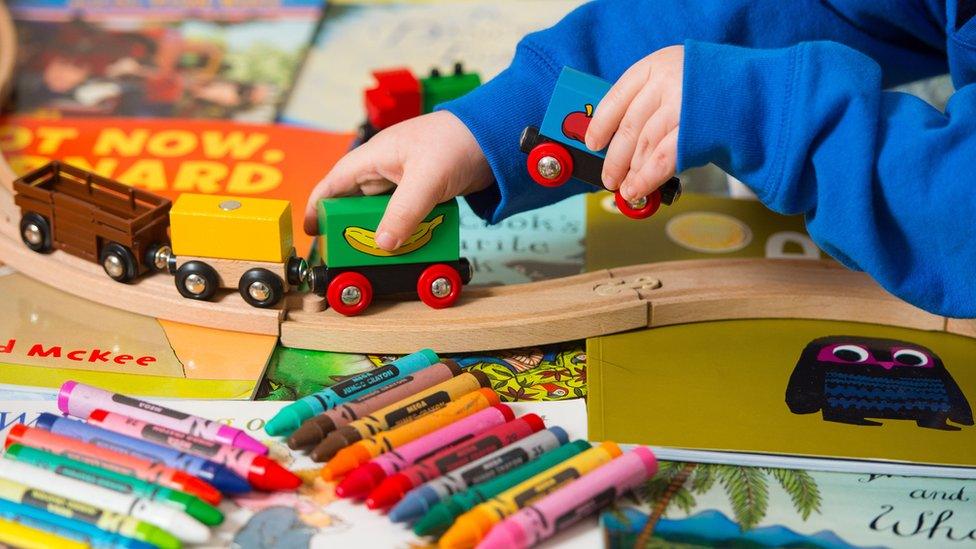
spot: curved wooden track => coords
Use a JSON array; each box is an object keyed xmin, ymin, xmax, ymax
[{"xmin": 0, "ymin": 7, "xmax": 972, "ymax": 353}]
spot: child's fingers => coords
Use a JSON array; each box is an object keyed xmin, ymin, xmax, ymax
[
  {"xmin": 584, "ymin": 58, "xmax": 650, "ymax": 152},
  {"xmin": 619, "ymin": 128, "xmax": 678, "ymax": 201},
  {"xmin": 631, "ymin": 106, "xmax": 678, "ymax": 174},
  {"xmin": 374, "ymin": 172, "xmax": 441, "ymax": 252},
  {"xmin": 602, "ymin": 83, "xmax": 661, "ymax": 190},
  {"xmin": 302, "ymin": 140, "xmax": 389, "ymax": 234}
]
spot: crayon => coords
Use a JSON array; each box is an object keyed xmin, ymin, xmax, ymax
[
  {"xmin": 367, "ymin": 414, "xmax": 544, "ymax": 509},
  {"xmin": 0, "ymin": 476, "xmax": 180, "ymax": 549},
  {"xmin": 266, "ymin": 349, "xmax": 439, "ymax": 437},
  {"xmin": 478, "ymin": 447, "xmax": 658, "ymax": 549},
  {"xmin": 6, "ymin": 424, "xmax": 221, "ymax": 505},
  {"xmin": 0, "ymin": 459, "xmax": 209, "ymax": 544},
  {"xmin": 288, "ymin": 360, "xmax": 462, "ymax": 450},
  {"xmin": 5, "ymin": 444, "xmax": 223, "ymax": 526},
  {"xmin": 0, "ymin": 517, "xmax": 90, "ymax": 549},
  {"xmin": 391, "ymin": 427, "xmax": 568, "ymax": 524},
  {"xmin": 412, "ymin": 440, "xmax": 590, "ymax": 538},
  {"xmin": 320, "ymin": 389, "xmax": 499, "ymax": 481},
  {"xmin": 0, "ymin": 496, "xmax": 155, "ymax": 549},
  {"xmin": 440, "ymin": 441, "xmax": 622, "ymax": 548},
  {"xmin": 312, "ymin": 371, "xmax": 491, "ymax": 462},
  {"xmin": 88, "ymin": 410, "xmax": 299, "ymax": 492},
  {"xmin": 34, "ymin": 413, "xmax": 250, "ymax": 495},
  {"xmin": 338, "ymin": 404, "xmax": 515, "ymax": 500},
  {"xmin": 58, "ymin": 381, "xmax": 267, "ymax": 456}
]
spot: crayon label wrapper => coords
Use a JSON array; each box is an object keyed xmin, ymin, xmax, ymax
[
  {"xmin": 332, "ymin": 364, "xmax": 401, "ymax": 398},
  {"xmin": 113, "ymin": 394, "xmax": 189, "ymax": 419}
]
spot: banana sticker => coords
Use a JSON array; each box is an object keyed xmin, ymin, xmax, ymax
[{"xmin": 343, "ymin": 215, "xmax": 444, "ymax": 257}]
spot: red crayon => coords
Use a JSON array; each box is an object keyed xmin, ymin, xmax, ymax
[
  {"xmin": 366, "ymin": 414, "xmax": 544, "ymax": 509},
  {"xmin": 88, "ymin": 410, "xmax": 301, "ymax": 492},
  {"xmin": 5, "ymin": 424, "xmax": 222, "ymax": 505}
]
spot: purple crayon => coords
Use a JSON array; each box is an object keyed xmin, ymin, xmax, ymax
[
  {"xmin": 476, "ymin": 447, "xmax": 658, "ymax": 549},
  {"xmin": 58, "ymin": 381, "xmax": 268, "ymax": 456}
]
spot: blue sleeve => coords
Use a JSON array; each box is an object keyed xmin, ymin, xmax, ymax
[
  {"xmin": 678, "ymin": 40, "xmax": 975, "ymax": 317},
  {"xmin": 440, "ymin": 0, "xmax": 948, "ymax": 223}
]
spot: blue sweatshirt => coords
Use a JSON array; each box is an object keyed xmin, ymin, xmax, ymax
[{"xmin": 441, "ymin": 0, "xmax": 976, "ymax": 318}]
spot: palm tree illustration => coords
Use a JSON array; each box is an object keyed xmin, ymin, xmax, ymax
[{"xmin": 631, "ymin": 462, "xmax": 822, "ymax": 548}]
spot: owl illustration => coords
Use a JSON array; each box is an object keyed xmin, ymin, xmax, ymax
[{"xmin": 785, "ymin": 336, "xmax": 973, "ymax": 430}]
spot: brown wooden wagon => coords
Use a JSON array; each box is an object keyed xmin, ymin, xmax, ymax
[{"xmin": 13, "ymin": 161, "xmax": 172, "ymax": 282}]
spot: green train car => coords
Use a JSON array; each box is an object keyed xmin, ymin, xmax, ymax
[{"xmin": 309, "ymin": 195, "xmax": 472, "ymax": 315}]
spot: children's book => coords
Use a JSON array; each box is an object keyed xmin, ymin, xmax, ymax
[
  {"xmin": 587, "ymin": 319, "xmax": 976, "ymax": 477},
  {"xmin": 0, "ymin": 398, "xmax": 591, "ymax": 548},
  {"xmin": 602, "ymin": 460, "xmax": 976, "ymax": 549}
]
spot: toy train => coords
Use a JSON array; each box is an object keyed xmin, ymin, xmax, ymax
[
  {"xmin": 12, "ymin": 161, "xmax": 471, "ymax": 315},
  {"xmin": 521, "ymin": 67, "xmax": 682, "ymax": 219},
  {"xmin": 353, "ymin": 63, "xmax": 481, "ymax": 147}
]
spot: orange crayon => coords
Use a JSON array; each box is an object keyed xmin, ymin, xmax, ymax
[{"xmin": 321, "ymin": 389, "xmax": 499, "ymax": 481}]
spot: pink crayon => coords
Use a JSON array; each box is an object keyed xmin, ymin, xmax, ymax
[
  {"xmin": 476, "ymin": 447, "xmax": 658, "ymax": 549},
  {"xmin": 58, "ymin": 381, "xmax": 268, "ymax": 455},
  {"xmin": 336, "ymin": 404, "xmax": 514, "ymax": 499}
]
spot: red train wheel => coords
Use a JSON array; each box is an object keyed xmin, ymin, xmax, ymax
[
  {"xmin": 527, "ymin": 142, "xmax": 574, "ymax": 187},
  {"xmin": 614, "ymin": 189, "xmax": 662, "ymax": 219},
  {"xmin": 327, "ymin": 272, "xmax": 373, "ymax": 316},
  {"xmin": 417, "ymin": 264, "xmax": 462, "ymax": 309}
]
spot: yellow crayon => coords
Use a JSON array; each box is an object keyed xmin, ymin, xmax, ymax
[
  {"xmin": 439, "ymin": 441, "xmax": 622, "ymax": 549},
  {"xmin": 0, "ymin": 517, "xmax": 89, "ymax": 549}
]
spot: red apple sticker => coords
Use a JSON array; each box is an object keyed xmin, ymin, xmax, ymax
[{"xmin": 561, "ymin": 103, "xmax": 594, "ymax": 144}]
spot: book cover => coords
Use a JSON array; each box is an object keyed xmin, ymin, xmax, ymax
[{"xmin": 587, "ymin": 319, "xmax": 976, "ymax": 470}]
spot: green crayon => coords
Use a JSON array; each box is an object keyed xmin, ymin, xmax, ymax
[
  {"xmin": 5, "ymin": 444, "xmax": 223, "ymax": 526},
  {"xmin": 413, "ymin": 440, "xmax": 591, "ymax": 537}
]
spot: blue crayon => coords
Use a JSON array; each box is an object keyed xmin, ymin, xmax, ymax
[
  {"xmin": 265, "ymin": 349, "xmax": 439, "ymax": 437},
  {"xmin": 34, "ymin": 413, "xmax": 251, "ymax": 495},
  {"xmin": 0, "ymin": 496, "xmax": 154, "ymax": 549}
]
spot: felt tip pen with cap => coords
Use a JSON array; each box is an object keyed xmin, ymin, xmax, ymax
[
  {"xmin": 266, "ymin": 349, "xmax": 439, "ymax": 437},
  {"xmin": 6, "ymin": 424, "xmax": 221, "ymax": 505},
  {"xmin": 288, "ymin": 360, "xmax": 462, "ymax": 450},
  {"xmin": 33, "ymin": 413, "xmax": 251, "ymax": 495},
  {"xmin": 321, "ymin": 388, "xmax": 499, "ymax": 481},
  {"xmin": 58, "ymin": 380, "xmax": 267, "ymax": 456},
  {"xmin": 440, "ymin": 441, "xmax": 622, "ymax": 549},
  {"xmin": 412, "ymin": 440, "xmax": 590, "ymax": 538},
  {"xmin": 390, "ymin": 427, "xmax": 568, "ymax": 524},
  {"xmin": 366, "ymin": 414, "xmax": 544, "ymax": 509},
  {"xmin": 337, "ymin": 404, "xmax": 515, "ymax": 500},
  {"xmin": 88, "ymin": 410, "xmax": 299, "ymax": 492},
  {"xmin": 0, "ymin": 459, "xmax": 210, "ymax": 544},
  {"xmin": 0, "ymin": 475, "xmax": 181, "ymax": 549},
  {"xmin": 0, "ymin": 517, "xmax": 89, "ymax": 549},
  {"xmin": 5, "ymin": 443, "xmax": 223, "ymax": 526},
  {"xmin": 0, "ymin": 496, "xmax": 155, "ymax": 549},
  {"xmin": 311, "ymin": 370, "xmax": 491, "ymax": 462},
  {"xmin": 478, "ymin": 447, "xmax": 658, "ymax": 549}
]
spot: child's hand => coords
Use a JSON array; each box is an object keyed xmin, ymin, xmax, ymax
[
  {"xmin": 584, "ymin": 45, "xmax": 683, "ymax": 202},
  {"xmin": 304, "ymin": 111, "xmax": 493, "ymax": 250}
]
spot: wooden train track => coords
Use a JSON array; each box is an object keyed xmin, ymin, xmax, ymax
[{"xmin": 0, "ymin": 4, "xmax": 972, "ymax": 353}]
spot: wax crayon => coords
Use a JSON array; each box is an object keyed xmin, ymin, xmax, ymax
[
  {"xmin": 412, "ymin": 440, "xmax": 590, "ymax": 538},
  {"xmin": 0, "ymin": 496, "xmax": 155, "ymax": 549},
  {"xmin": 478, "ymin": 447, "xmax": 658, "ymax": 549},
  {"xmin": 337, "ymin": 404, "xmax": 514, "ymax": 500},
  {"xmin": 312, "ymin": 371, "xmax": 491, "ymax": 462},
  {"xmin": 440, "ymin": 441, "xmax": 622, "ymax": 548},
  {"xmin": 391, "ymin": 427, "xmax": 568, "ymax": 524},
  {"xmin": 266, "ymin": 349, "xmax": 439, "ymax": 436},
  {"xmin": 58, "ymin": 381, "xmax": 267, "ymax": 456},
  {"xmin": 6, "ymin": 424, "xmax": 221, "ymax": 505},
  {"xmin": 0, "ymin": 476, "xmax": 180, "ymax": 549},
  {"xmin": 0, "ymin": 459, "xmax": 209, "ymax": 544},
  {"xmin": 367, "ymin": 414, "xmax": 543, "ymax": 509},
  {"xmin": 5, "ymin": 444, "xmax": 223, "ymax": 526},
  {"xmin": 0, "ymin": 517, "xmax": 90, "ymax": 549},
  {"xmin": 88, "ymin": 410, "xmax": 299, "ymax": 492},
  {"xmin": 320, "ymin": 388, "xmax": 499, "ymax": 481},
  {"xmin": 288, "ymin": 360, "xmax": 462, "ymax": 450},
  {"xmin": 34, "ymin": 413, "xmax": 250, "ymax": 495}
]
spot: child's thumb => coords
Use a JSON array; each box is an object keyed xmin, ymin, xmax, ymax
[{"xmin": 375, "ymin": 178, "xmax": 440, "ymax": 252}]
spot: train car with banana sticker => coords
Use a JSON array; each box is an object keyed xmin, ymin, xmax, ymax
[{"xmin": 308, "ymin": 195, "xmax": 471, "ymax": 316}]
